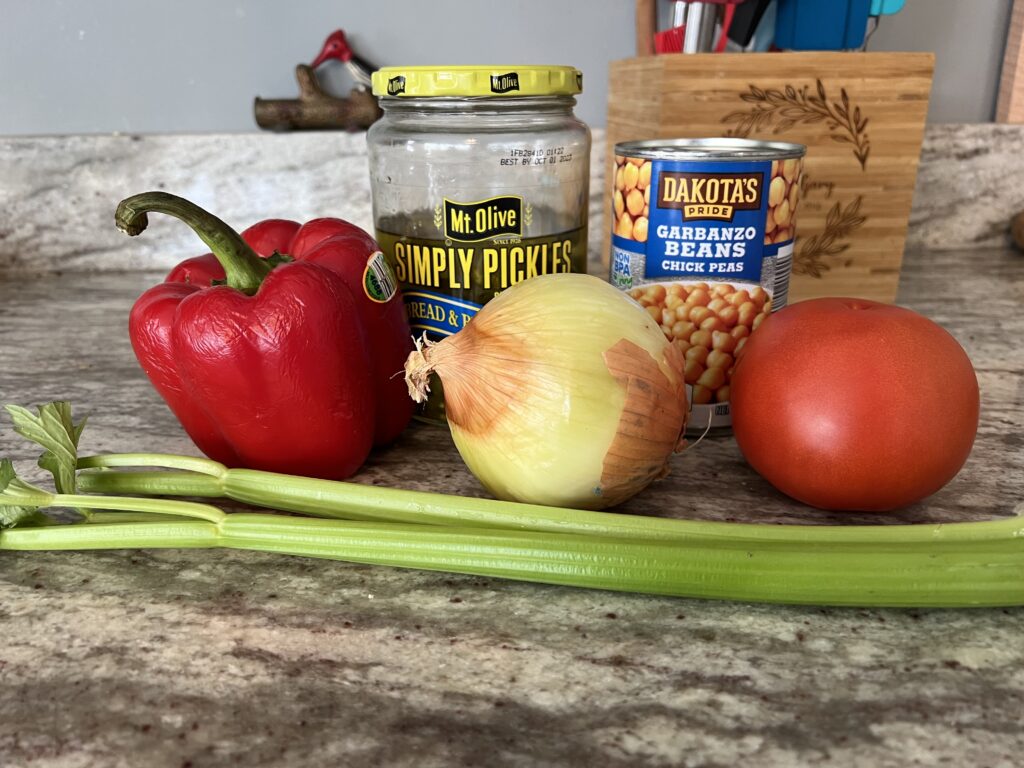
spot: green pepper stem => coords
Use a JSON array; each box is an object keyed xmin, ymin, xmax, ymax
[{"xmin": 114, "ymin": 192, "xmax": 272, "ymax": 295}]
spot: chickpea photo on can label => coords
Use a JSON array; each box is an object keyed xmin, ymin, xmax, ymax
[
  {"xmin": 763, "ymin": 157, "xmax": 802, "ymax": 245},
  {"xmin": 626, "ymin": 188, "xmax": 644, "ymax": 217},
  {"xmin": 616, "ymin": 211, "xmax": 633, "ymax": 239},
  {"xmin": 684, "ymin": 359, "xmax": 705, "ymax": 384},
  {"xmin": 623, "ymin": 162, "xmax": 639, "ymax": 191},
  {"xmin": 707, "ymin": 347, "xmax": 733, "ymax": 369},
  {"xmin": 711, "ymin": 331, "xmax": 736, "ymax": 353},
  {"xmin": 737, "ymin": 303, "xmax": 757, "ymax": 327},
  {"xmin": 687, "ymin": 287, "xmax": 710, "ymax": 307},
  {"xmin": 718, "ymin": 305, "xmax": 739, "ymax": 327},
  {"xmin": 633, "ymin": 216, "xmax": 648, "ymax": 242},
  {"xmin": 623, "ymin": 280, "xmax": 781, "ymax": 409},
  {"xmin": 728, "ymin": 289, "xmax": 750, "ymax": 307},
  {"xmin": 686, "ymin": 348, "xmax": 709, "ymax": 369},
  {"xmin": 775, "ymin": 199, "xmax": 791, "ymax": 227},
  {"xmin": 638, "ymin": 161, "xmax": 652, "ymax": 190},
  {"xmin": 689, "ymin": 306, "xmax": 714, "ymax": 325},
  {"xmin": 691, "ymin": 385, "xmax": 713, "ymax": 405},
  {"xmin": 697, "ymin": 366, "xmax": 726, "ymax": 391}
]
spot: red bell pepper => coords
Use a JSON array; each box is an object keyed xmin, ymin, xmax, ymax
[
  {"xmin": 161, "ymin": 212, "xmax": 413, "ymax": 445},
  {"xmin": 117, "ymin": 192, "xmax": 413, "ymax": 480}
]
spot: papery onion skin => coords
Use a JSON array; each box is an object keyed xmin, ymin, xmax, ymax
[{"xmin": 405, "ymin": 274, "xmax": 688, "ymax": 509}]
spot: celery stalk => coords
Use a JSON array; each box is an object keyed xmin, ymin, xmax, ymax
[
  {"xmin": 3, "ymin": 402, "xmax": 1022, "ymax": 608},
  {"xmin": 77, "ymin": 460, "xmax": 1024, "ymax": 546},
  {"xmin": 2, "ymin": 509, "xmax": 1022, "ymax": 607}
]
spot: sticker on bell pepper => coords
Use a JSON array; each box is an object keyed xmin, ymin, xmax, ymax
[{"xmin": 363, "ymin": 252, "xmax": 398, "ymax": 303}]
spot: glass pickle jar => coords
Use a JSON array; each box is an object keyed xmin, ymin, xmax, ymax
[{"xmin": 368, "ymin": 65, "xmax": 591, "ymax": 423}]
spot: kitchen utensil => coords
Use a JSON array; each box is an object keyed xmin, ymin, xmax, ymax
[
  {"xmin": 654, "ymin": 0, "xmax": 688, "ymax": 53},
  {"xmin": 727, "ymin": 0, "xmax": 773, "ymax": 47},
  {"xmin": 683, "ymin": 2, "xmax": 720, "ymax": 52},
  {"xmin": 774, "ymin": 0, "xmax": 871, "ymax": 50},
  {"xmin": 870, "ymin": 0, "xmax": 905, "ymax": 15},
  {"xmin": 715, "ymin": 1, "xmax": 739, "ymax": 51}
]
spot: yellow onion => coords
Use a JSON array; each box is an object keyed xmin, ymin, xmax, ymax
[{"xmin": 404, "ymin": 273, "xmax": 688, "ymax": 509}]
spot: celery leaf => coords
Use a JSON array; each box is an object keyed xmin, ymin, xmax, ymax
[
  {"xmin": 4, "ymin": 402, "xmax": 86, "ymax": 495},
  {"xmin": 0, "ymin": 459, "xmax": 51, "ymax": 529}
]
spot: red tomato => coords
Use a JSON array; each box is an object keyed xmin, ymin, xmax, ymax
[{"xmin": 730, "ymin": 298, "xmax": 979, "ymax": 512}]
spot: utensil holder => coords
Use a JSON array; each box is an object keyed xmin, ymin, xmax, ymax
[{"xmin": 605, "ymin": 52, "xmax": 934, "ymax": 302}]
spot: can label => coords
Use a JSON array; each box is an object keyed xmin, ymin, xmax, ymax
[{"xmin": 610, "ymin": 153, "xmax": 803, "ymax": 431}]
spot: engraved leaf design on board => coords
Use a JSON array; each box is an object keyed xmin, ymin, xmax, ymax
[
  {"xmin": 794, "ymin": 196, "xmax": 867, "ymax": 278},
  {"xmin": 723, "ymin": 79, "xmax": 870, "ymax": 170}
]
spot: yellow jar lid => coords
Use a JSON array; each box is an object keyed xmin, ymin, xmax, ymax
[{"xmin": 371, "ymin": 65, "xmax": 582, "ymax": 98}]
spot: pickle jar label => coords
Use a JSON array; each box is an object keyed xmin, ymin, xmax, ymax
[{"xmin": 443, "ymin": 196, "xmax": 522, "ymax": 241}]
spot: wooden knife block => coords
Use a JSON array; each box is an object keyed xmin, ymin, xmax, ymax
[{"xmin": 605, "ymin": 52, "xmax": 934, "ymax": 303}]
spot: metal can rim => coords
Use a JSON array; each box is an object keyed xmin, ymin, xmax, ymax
[{"xmin": 615, "ymin": 137, "xmax": 806, "ymax": 161}]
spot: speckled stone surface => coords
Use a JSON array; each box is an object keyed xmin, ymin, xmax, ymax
[
  {"xmin": 0, "ymin": 129, "xmax": 609, "ymax": 276},
  {"xmin": 3, "ymin": 124, "xmax": 1024, "ymax": 277},
  {"xmin": 0, "ymin": 243, "xmax": 1022, "ymax": 767},
  {"xmin": 906, "ymin": 124, "xmax": 1024, "ymax": 252}
]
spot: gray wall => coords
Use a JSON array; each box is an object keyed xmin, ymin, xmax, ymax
[
  {"xmin": 0, "ymin": 0, "xmax": 1013, "ymax": 135},
  {"xmin": 868, "ymin": 0, "xmax": 1012, "ymax": 122}
]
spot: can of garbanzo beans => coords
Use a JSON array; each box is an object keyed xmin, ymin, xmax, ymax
[{"xmin": 609, "ymin": 138, "xmax": 806, "ymax": 433}]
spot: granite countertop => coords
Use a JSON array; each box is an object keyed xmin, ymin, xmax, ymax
[
  {"xmin": 0, "ymin": 241, "xmax": 1022, "ymax": 768},
  {"xmin": 1, "ymin": 119, "xmax": 1023, "ymax": 768}
]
